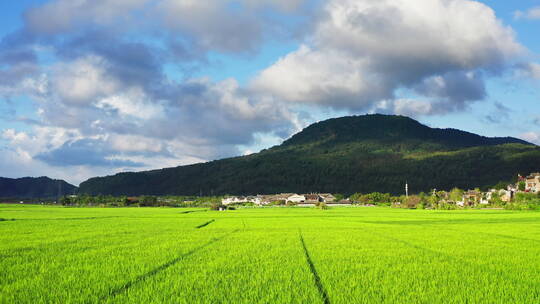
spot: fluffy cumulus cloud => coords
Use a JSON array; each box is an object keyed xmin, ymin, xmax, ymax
[
  {"xmin": 0, "ymin": 0, "xmax": 314, "ymax": 184},
  {"xmin": 254, "ymin": 0, "xmax": 523, "ymax": 114},
  {"xmin": 0, "ymin": 0, "xmax": 532, "ymax": 184}
]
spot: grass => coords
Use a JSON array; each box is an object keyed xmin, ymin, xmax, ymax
[{"xmin": 1, "ymin": 204, "xmax": 539, "ymax": 303}]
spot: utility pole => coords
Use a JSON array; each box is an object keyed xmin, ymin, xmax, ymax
[{"xmin": 405, "ymin": 182, "xmax": 409, "ymax": 198}]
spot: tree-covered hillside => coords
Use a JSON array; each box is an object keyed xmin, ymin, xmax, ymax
[
  {"xmin": 0, "ymin": 177, "xmax": 77, "ymax": 198},
  {"xmin": 79, "ymin": 115, "xmax": 540, "ymax": 196}
]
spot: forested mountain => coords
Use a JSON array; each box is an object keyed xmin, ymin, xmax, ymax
[
  {"xmin": 79, "ymin": 114, "xmax": 540, "ymax": 196},
  {"xmin": 0, "ymin": 177, "xmax": 77, "ymax": 198}
]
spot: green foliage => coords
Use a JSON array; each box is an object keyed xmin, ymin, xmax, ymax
[
  {"xmin": 492, "ymin": 182, "xmax": 508, "ymax": 190},
  {"xmin": 333, "ymin": 194, "xmax": 345, "ymax": 201},
  {"xmin": 507, "ymin": 192, "xmax": 540, "ymax": 210},
  {"xmin": 78, "ymin": 115, "xmax": 540, "ymax": 196},
  {"xmin": 518, "ymin": 181, "xmax": 526, "ymax": 191},
  {"xmin": 209, "ymin": 203, "xmax": 226, "ymax": 211},
  {"xmin": 315, "ymin": 202, "xmax": 329, "ymax": 210},
  {"xmin": 0, "ymin": 177, "xmax": 77, "ymax": 198},
  {"xmin": 267, "ymin": 200, "xmax": 284, "ymax": 206},
  {"xmin": 488, "ymin": 191, "xmax": 504, "ymax": 206},
  {"xmin": 406, "ymin": 196, "xmax": 422, "ymax": 209},
  {"xmin": 449, "ymin": 188, "xmax": 464, "ymax": 202},
  {"xmin": 349, "ymin": 193, "xmax": 362, "ymax": 203},
  {"xmin": 356, "ymin": 192, "xmax": 392, "ymax": 205}
]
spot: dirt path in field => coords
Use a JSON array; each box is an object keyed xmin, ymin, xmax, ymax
[{"xmin": 299, "ymin": 232, "xmax": 331, "ymax": 304}]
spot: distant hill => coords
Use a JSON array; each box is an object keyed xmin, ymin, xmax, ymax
[
  {"xmin": 0, "ymin": 177, "xmax": 77, "ymax": 198},
  {"xmin": 79, "ymin": 114, "xmax": 540, "ymax": 196}
]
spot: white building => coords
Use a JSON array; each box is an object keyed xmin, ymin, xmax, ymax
[
  {"xmin": 287, "ymin": 194, "xmax": 306, "ymax": 203},
  {"xmin": 222, "ymin": 197, "xmax": 247, "ymax": 205},
  {"xmin": 222, "ymin": 196, "xmax": 266, "ymax": 206},
  {"xmin": 525, "ymin": 173, "xmax": 540, "ymax": 193}
]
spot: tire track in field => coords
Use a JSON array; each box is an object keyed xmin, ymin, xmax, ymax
[
  {"xmin": 299, "ymin": 231, "xmax": 331, "ymax": 304},
  {"xmin": 321, "ymin": 217, "xmax": 540, "ymax": 244},
  {"xmin": 364, "ymin": 228, "xmax": 540, "ymax": 291},
  {"xmin": 320, "ymin": 218, "xmax": 540, "ymax": 291},
  {"xmin": 440, "ymin": 226, "xmax": 540, "ymax": 244},
  {"xmin": 17, "ymin": 216, "xmax": 123, "ymax": 221},
  {"xmin": 196, "ymin": 219, "xmax": 215, "ymax": 228},
  {"xmin": 100, "ymin": 229, "xmax": 239, "ymax": 302}
]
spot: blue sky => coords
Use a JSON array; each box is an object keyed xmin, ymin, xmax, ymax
[{"xmin": 0, "ymin": 0, "xmax": 539, "ymax": 185}]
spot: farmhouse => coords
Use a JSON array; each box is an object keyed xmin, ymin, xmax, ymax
[
  {"xmin": 287, "ymin": 194, "xmax": 306, "ymax": 203},
  {"xmin": 525, "ymin": 173, "xmax": 540, "ymax": 193},
  {"xmin": 319, "ymin": 193, "xmax": 336, "ymax": 203},
  {"xmin": 304, "ymin": 194, "xmax": 322, "ymax": 204},
  {"xmin": 462, "ymin": 190, "xmax": 480, "ymax": 206}
]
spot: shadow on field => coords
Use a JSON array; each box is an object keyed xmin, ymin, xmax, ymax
[
  {"xmin": 101, "ymin": 229, "xmax": 239, "ymax": 301},
  {"xmin": 196, "ymin": 219, "xmax": 215, "ymax": 229},
  {"xmin": 180, "ymin": 210, "xmax": 207, "ymax": 214},
  {"xmin": 299, "ymin": 232, "xmax": 331, "ymax": 304}
]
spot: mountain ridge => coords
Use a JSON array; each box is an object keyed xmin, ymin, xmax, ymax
[
  {"xmin": 0, "ymin": 176, "xmax": 77, "ymax": 198},
  {"xmin": 78, "ymin": 114, "xmax": 540, "ymax": 196}
]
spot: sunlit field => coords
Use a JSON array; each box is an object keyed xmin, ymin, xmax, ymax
[{"xmin": 1, "ymin": 205, "xmax": 539, "ymax": 303}]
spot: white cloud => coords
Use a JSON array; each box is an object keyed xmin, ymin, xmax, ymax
[
  {"xmin": 53, "ymin": 55, "xmax": 120, "ymax": 105},
  {"xmin": 520, "ymin": 132, "xmax": 540, "ymax": 145},
  {"xmin": 1, "ymin": 57, "xmax": 302, "ymax": 184},
  {"xmin": 515, "ymin": 62, "xmax": 540, "ymax": 80},
  {"xmin": 253, "ymin": 45, "xmax": 388, "ymax": 108},
  {"xmin": 96, "ymin": 89, "xmax": 164, "ymax": 120},
  {"xmin": 23, "ymin": 0, "xmax": 312, "ymax": 53},
  {"xmin": 254, "ymin": 0, "xmax": 523, "ymax": 112},
  {"xmin": 24, "ymin": 0, "xmax": 151, "ymax": 35},
  {"xmin": 514, "ymin": 7, "xmax": 540, "ymax": 20}
]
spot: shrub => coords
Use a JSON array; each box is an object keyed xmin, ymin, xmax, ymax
[
  {"xmin": 210, "ymin": 203, "xmax": 227, "ymax": 211},
  {"xmin": 270, "ymin": 200, "xmax": 286, "ymax": 206},
  {"xmin": 316, "ymin": 202, "xmax": 329, "ymax": 210},
  {"xmin": 406, "ymin": 196, "xmax": 421, "ymax": 209}
]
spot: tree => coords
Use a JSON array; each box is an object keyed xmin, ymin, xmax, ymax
[
  {"xmin": 406, "ymin": 196, "xmax": 421, "ymax": 209},
  {"xmin": 59, "ymin": 196, "xmax": 71, "ymax": 206},
  {"xmin": 518, "ymin": 181, "xmax": 526, "ymax": 191},
  {"xmin": 333, "ymin": 194, "xmax": 345, "ymax": 201},
  {"xmin": 449, "ymin": 188, "xmax": 464, "ymax": 202},
  {"xmin": 140, "ymin": 196, "xmax": 158, "ymax": 206},
  {"xmin": 349, "ymin": 193, "xmax": 362, "ymax": 203},
  {"xmin": 493, "ymin": 182, "xmax": 508, "ymax": 190}
]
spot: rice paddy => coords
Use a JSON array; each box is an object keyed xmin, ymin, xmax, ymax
[{"xmin": 1, "ymin": 204, "xmax": 539, "ymax": 303}]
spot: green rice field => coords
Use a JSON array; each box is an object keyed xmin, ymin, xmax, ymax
[{"xmin": 1, "ymin": 204, "xmax": 539, "ymax": 303}]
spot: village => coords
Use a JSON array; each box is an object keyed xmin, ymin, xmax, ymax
[{"xmin": 221, "ymin": 173, "xmax": 540, "ymax": 208}]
